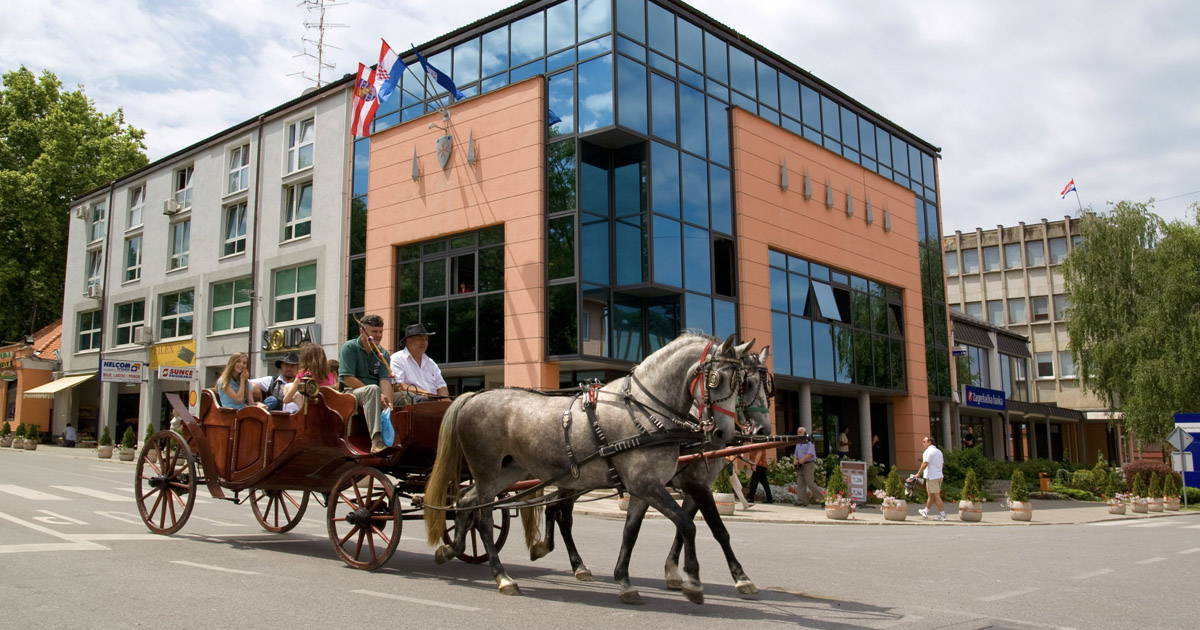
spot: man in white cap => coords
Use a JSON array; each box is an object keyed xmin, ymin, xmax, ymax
[{"xmin": 389, "ymin": 323, "xmax": 448, "ymax": 401}]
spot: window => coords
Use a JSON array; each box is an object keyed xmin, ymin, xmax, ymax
[
  {"xmin": 961, "ymin": 248, "xmax": 979, "ymax": 274},
  {"xmin": 274, "ymin": 263, "xmax": 317, "ymax": 324},
  {"xmin": 87, "ymin": 203, "xmax": 106, "ymax": 243},
  {"xmin": 1035, "ymin": 351, "xmax": 1054, "ymax": 378},
  {"xmin": 228, "ymin": 143, "xmax": 250, "ymax": 193},
  {"xmin": 1058, "ymin": 351, "xmax": 1076, "ymax": 378},
  {"xmin": 964, "ymin": 301, "xmax": 982, "ymax": 319},
  {"xmin": 159, "ymin": 290, "xmax": 194, "ymax": 340},
  {"xmin": 286, "ymin": 117, "xmax": 315, "ymax": 173},
  {"xmin": 1008, "ymin": 298, "xmax": 1026, "ymax": 324},
  {"xmin": 1048, "ymin": 237, "xmax": 1068, "ymax": 264},
  {"xmin": 85, "ymin": 249, "xmax": 103, "ymax": 290},
  {"xmin": 986, "ymin": 299, "xmax": 1004, "ymax": 325},
  {"xmin": 174, "ymin": 165, "xmax": 194, "ymax": 208},
  {"xmin": 982, "ymin": 246, "xmax": 1000, "ymax": 271},
  {"xmin": 124, "ymin": 235, "xmax": 142, "ymax": 282},
  {"xmin": 127, "ymin": 185, "xmax": 144, "ymax": 229},
  {"xmin": 169, "ymin": 220, "xmax": 190, "ymax": 270},
  {"xmin": 944, "ymin": 251, "xmax": 958, "ymax": 275},
  {"xmin": 1072, "ymin": 234, "xmax": 1083, "ymax": 249},
  {"xmin": 1025, "ymin": 240, "xmax": 1045, "ymax": 266},
  {"xmin": 211, "ymin": 278, "xmax": 252, "ymax": 333},
  {"xmin": 1031, "ymin": 296, "xmax": 1050, "ymax": 322},
  {"xmin": 283, "ymin": 181, "xmax": 312, "ymax": 241},
  {"xmin": 78, "ymin": 311, "xmax": 101, "ymax": 352},
  {"xmin": 1053, "ymin": 294, "xmax": 1070, "ymax": 320},
  {"xmin": 1003, "ymin": 242, "xmax": 1022, "ymax": 269},
  {"xmin": 223, "ymin": 201, "xmax": 247, "ymax": 256},
  {"xmin": 114, "ymin": 301, "xmax": 145, "ymax": 346}
]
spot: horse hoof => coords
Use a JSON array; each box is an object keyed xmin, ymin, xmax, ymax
[
  {"xmin": 497, "ymin": 579, "xmax": 523, "ymax": 596},
  {"xmin": 664, "ymin": 576, "xmax": 683, "ymax": 590},
  {"xmin": 574, "ymin": 567, "xmax": 594, "ymax": 582},
  {"xmin": 529, "ymin": 541, "xmax": 550, "ymax": 561},
  {"xmin": 618, "ymin": 589, "xmax": 643, "ymax": 605},
  {"xmin": 434, "ymin": 546, "xmax": 454, "ymax": 565},
  {"xmin": 682, "ymin": 583, "xmax": 705, "ymax": 605},
  {"xmin": 735, "ymin": 580, "xmax": 759, "ymax": 595},
  {"xmin": 664, "ymin": 562, "xmax": 683, "ymax": 590}
]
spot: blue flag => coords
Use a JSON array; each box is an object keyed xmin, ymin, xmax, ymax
[
  {"xmin": 412, "ymin": 46, "xmax": 465, "ymax": 102},
  {"xmin": 548, "ymin": 108, "xmax": 562, "ymax": 126}
]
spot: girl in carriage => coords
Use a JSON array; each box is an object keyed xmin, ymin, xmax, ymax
[
  {"xmin": 216, "ymin": 352, "xmax": 268, "ymax": 410},
  {"xmin": 282, "ymin": 342, "xmax": 337, "ymax": 407}
]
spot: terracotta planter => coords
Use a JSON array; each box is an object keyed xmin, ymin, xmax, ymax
[
  {"xmin": 119, "ymin": 448, "xmax": 136, "ymax": 462},
  {"xmin": 1131, "ymin": 500, "xmax": 1148, "ymax": 514},
  {"xmin": 1009, "ymin": 500, "xmax": 1032, "ymax": 522},
  {"xmin": 1148, "ymin": 498, "xmax": 1164, "ymax": 513},
  {"xmin": 713, "ymin": 493, "xmax": 736, "ymax": 516},
  {"xmin": 24, "ymin": 438, "xmax": 38, "ymax": 451},
  {"xmin": 881, "ymin": 500, "xmax": 907, "ymax": 521},
  {"xmin": 958, "ymin": 500, "xmax": 983, "ymax": 522},
  {"xmin": 824, "ymin": 504, "xmax": 851, "ymax": 520},
  {"xmin": 1165, "ymin": 497, "xmax": 1181, "ymax": 512},
  {"xmin": 1107, "ymin": 502, "xmax": 1127, "ymax": 515}
]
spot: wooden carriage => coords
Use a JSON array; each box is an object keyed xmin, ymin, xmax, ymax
[{"xmin": 134, "ymin": 386, "xmax": 508, "ymax": 570}]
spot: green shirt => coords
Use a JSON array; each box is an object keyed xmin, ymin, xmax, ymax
[{"xmin": 339, "ymin": 337, "xmax": 390, "ymax": 385}]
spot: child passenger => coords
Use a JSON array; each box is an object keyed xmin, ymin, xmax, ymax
[
  {"xmin": 216, "ymin": 352, "xmax": 268, "ymax": 409},
  {"xmin": 282, "ymin": 343, "xmax": 337, "ymax": 406}
]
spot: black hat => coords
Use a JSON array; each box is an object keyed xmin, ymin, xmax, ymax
[
  {"xmin": 401, "ymin": 323, "xmax": 435, "ymax": 340},
  {"xmin": 274, "ymin": 352, "xmax": 300, "ymax": 368}
]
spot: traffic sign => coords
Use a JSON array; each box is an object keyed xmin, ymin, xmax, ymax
[{"xmin": 1167, "ymin": 427, "xmax": 1194, "ymax": 451}]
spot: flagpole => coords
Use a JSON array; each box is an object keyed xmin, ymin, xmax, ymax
[{"xmin": 1073, "ymin": 188, "xmax": 1083, "ymax": 213}]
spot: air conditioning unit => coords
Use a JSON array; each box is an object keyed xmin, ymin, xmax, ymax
[
  {"xmin": 163, "ymin": 199, "xmax": 184, "ymax": 215},
  {"xmin": 84, "ymin": 284, "xmax": 103, "ymax": 299},
  {"xmin": 133, "ymin": 326, "xmax": 153, "ymax": 345},
  {"xmin": 74, "ymin": 206, "xmax": 89, "ymax": 220}
]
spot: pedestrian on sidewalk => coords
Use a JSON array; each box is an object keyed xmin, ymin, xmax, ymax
[
  {"xmin": 838, "ymin": 426, "xmax": 852, "ymax": 459},
  {"xmin": 793, "ymin": 427, "xmax": 823, "ymax": 506},
  {"xmin": 61, "ymin": 423, "xmax": 77, "ymax": 448},
  {"xmin": 727, "ymin": 456, "xmax": 752, "ymax": 510},
  {"xmin": 747, "ymin": 449, "xmax": 773, "ymax": 504},
  {"xmin": 914, "ymin": 435, "xmax": 946, "ymax": 521}
]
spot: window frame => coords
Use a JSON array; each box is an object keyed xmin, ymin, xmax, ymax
[
  {"xmin": 123, "ymin": 234, "xmax": 142, "ymax": 283},
  {"xmin": 1003, "ymin": 242, "xmax": 1022, "ymax": 269},
  {"xmin": 960, "ymin": 248, "xmax": 980, "ymax": 274},
  {"xmin": 1008, "ymin": 298, "xmax": 1027, "ymax": 324},
  {"xmin": 127, "ymin": 184, "xmax": 145, "ymax": 230},
  {"xmin": 1035, "ymin": 351, "xmax": 1054, "ymax": 379},
  {"xmin": 159, "ymin": 289, "xmax": 195, "ymax": 342},
  {"xmin": 1058, "ymin": 350, "xmax": 1076, "ymax": 378},
  {"xmin": 273, "ymin": 263, "xmax": 318, "ymax": 325},
  {"xmin": 1030, "ymin": 295, "xmax": 1050, "ymax": 322},
  {"xmin": 169, "ymin": 219, "xmax": 190, "ymax": 271},
  {"xmin": 1053, "ymin": 294, "xmax": 1069, "ymax": 321},
  {"xmin": 174, "ymin": 165, "xmax": 194, "ymax": 208},
  {"xmin": 87, "ymin": 202, "xmax": 106, "ymax": 244},
  {"xmin": 85, "ymin": 248, "xmax": 104, "ymax": 290},
  {"xmin": 282, "ymin": 181, "xmax": 313, "ymax": 242},
  {"xmin": 1048, "ymin": 237, "xmax": 1068, "ymax": 264},
  {"xmin": 981, "ymin": 245, "xmax": 1001, "ymax": 272},
  {"xmin": 1025, "ymin": 240, "xmax": 1045, "ymax": 266},
  {"xmin": 114, "ymin": 300, "xmax": 145, "ymax": 347},
  {"xmin": 227, "ymin": 143, "xmax": 251, "ymax": 194},
  {"xmin": 944, "ymin": 250, "xmax": 958, "ymax": 275},
  {"xmin": 222, "ymin": 201, "xmax": 248, "ymax": 257},
  {"xmin": 286, "ymin": 117, "xmax": 315, "ymax": 174},
  {"xmin": 77, "ymin": 310, "xmax": 102, "ymax": 352},
  {"xmin": 211, "ymin": 277, "xmax": 252, "ymax": 335}
]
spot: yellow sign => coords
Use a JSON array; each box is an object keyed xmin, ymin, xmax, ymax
[
  {"xmin": 149, "ymin": 340, "xmax": 196, "ymax": 369},
  {"xmin": 0, "ymin": 351, "xmax": 12, "ymax": 369}
]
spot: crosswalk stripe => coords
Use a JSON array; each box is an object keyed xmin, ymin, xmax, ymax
[
  {"xmin": 0, "ymin": 485, "xmax": 69, "ymax": 501},
  {"xmin": 111, "ymin": 486, "xmax": 209, "ymax": 504},
  {"xmin": 51, "ymin": 486, "xmax": 133, "ymax": 502},
  {"xmin": 1129, "ymin": 521, "xmax": 1175, "ymax": 528},
  {"xmin": 1135, "ymin": 557, "xmax": 1166, "ymax": 565},
  {"xmin": 170, "ymin": 560, "xmax": 258, "ymax": 575},
  {"xmin": 1178, "ymin": 548, "xmax": 1200, "ymax": 554},
  {"xmin": 1087, "ymin": 520, "xmax": 1135, "ymax": 526}
]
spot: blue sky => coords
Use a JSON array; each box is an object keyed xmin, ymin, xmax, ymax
[{"xmin": 3, "ymin": 0, "xmax": 1198, "ymax": 233}]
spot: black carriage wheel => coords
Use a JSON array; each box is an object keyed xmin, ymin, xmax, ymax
[
  {"xmin": 135, "ymin": 430, "xmax": 197, "ymax": 535},
  {"xmin": 442, "ymin": 490, "xmax": 512, "ymax": 564},
  {"xmin": 326, "ymin": 467, "xmax": 402, "ymax": 570},
  {"xmin": 250, "ymin": 489, "xmax": 310, "ymax": 533}
]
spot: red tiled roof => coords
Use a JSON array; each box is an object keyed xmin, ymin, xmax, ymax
[{"xmin": 32, "ymin": 321, "xmax": 62, "ymax": 357}]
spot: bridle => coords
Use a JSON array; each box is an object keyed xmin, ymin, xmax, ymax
[
  {"xmin": 687, "ymin": 341, "xmax": 746, "ymax": 434},
  {"xmin": 736, "ymin": 360, "xmax": 774, "ymax": 434}
]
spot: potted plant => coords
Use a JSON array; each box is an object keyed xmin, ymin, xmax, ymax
[
  {"xmin": 1130, "ymin": 474, "xmax": 1149, "ymax": 513},
  {"xmin": 1147, "ymin": 473, "xmax": 1164, "ymax": 512},
  {"xmin": 23, "ymin": 425, "xmax": 38, "ymax": 451},
  {"xmin": 97, "ymin": 425, "xmax": 113, "ymax": 459},
  {"xmin": 143, "ymin": 422, "xmax": 158, "ymax": 464},
  {"xmin": 119, "ymin": 426, "xmax": 137, "ymax": 461},
  {"xmin": 958, "ymin": 468, "xmax": 984, "ymax": 522},
  {"xmin": 12, "ymin": 422, "xmax": 26, "ymax": 449},
  {"xmin": 1104, "ymin": 470, "xmax": 1128, "ymax": 515},
  {"xmin": 1008, "ymin": 469, "xmax": 1032, "ymax": 521},
  {"xmin": 712, "ymin": 466, "xmax": 737, "ymax": 516},
  {"xmin": 879, "ymin": 468, "xmax": 907, "ymax": 521},
  {"xmin": 824, "ymin": 463, "xmax": 854, "ymax": 520},
  {"xmin": 1164, "ymin": 473, "xmax": 1182, "ymax": 511},
  {"xmin": 0, "ymin": 422, "xmax": 11, "ymax": 448}
]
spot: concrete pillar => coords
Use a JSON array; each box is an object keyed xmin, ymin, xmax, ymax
[
  {"xmin": 1045, "ymin": 415, "xmax": 1053, "ymax": 461},
  {"xmin": 138, "ymin": 377, "xmax": 161, "ymax": 447},
  {"xmin": 1080, "ymin": 423, "xmax": 1088, "ymax": 465},
  {"xmin": 99, "ymin": 380, "xmax": 118, "ymax": 445},
  {"xmin": 940, "ymin": 403, "xmax": 952, "ymax": 453},
  {"xmin": 799, "ymin": 383, "xmax": 812, "ymax": 434},
  {"xmin": 858, "ymin": 391, "xmax": 871, "ymax": 465}
]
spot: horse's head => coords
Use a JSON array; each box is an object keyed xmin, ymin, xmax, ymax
[
  {"xmin": 738, "ymin": 345, "xmax": 773, "ymax": 437},
  {"xmin": 687, "ymin": 335, "xmax": 752, "ymax": 443}
]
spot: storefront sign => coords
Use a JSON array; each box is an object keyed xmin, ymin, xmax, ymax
[
  {"xmin": 0, "ymin": 369, "xmax": 15, "ymax": 382},
  {"xmin": 101, "ymin": 360, "xmax": 144, "ymax": 383},
  {"xmin": 841, "ymin": 460, "xmax": 867, "ymax": 503},
  {"xmin": 963, "ymin": 385, "xmax": 1006, "ymax": 411},
  {"xmin": 157, "ymin": 366, "xmax": 197, "ymax": 381},
  {"xmin": 150, "ymin": 340, "xmax": 196, "ymax": 369},
  {"xmin": 0, "ymin": 351, "xmax": 12, "ymax": 369},
  {"xmin": 952, "ymin": 346, "xmax": 968, "ymax": 357},
  {"xmin": 261, "ymin": 324, "xmax": 321, "ymax": 353}
]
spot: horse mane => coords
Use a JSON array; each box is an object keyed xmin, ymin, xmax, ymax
[{"xmin": 632, "ymin": 332, "xmax": 717, "ymax": 377}]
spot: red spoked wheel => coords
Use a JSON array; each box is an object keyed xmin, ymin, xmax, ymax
[
  {"xmin": 250, "ymin": 489, "xmax": 310, "ymax": 533},
  {"xmin": 442, "ymin": 490, "xmax": 512, "ymax": 564},
  {"xmin": 135, "ymin": 430, "xmax": 197, "ymax": 535},
  {"xmin": 326, "ymin": 466, "xmax": 402, "ymax": 570}
]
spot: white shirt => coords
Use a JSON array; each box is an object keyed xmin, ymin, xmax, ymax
[
  {"xmin": 390, "ymin": 348, "xmax": 446, "ymax": 394},
  {"xmin": 63, "ymin": 426, "xmax": 77, "ymax": 441},
  {"xmin": 249, "ymin": 374, "xmax": 299, "ymax": 414},
  {"xmin": 922, "ymin": 444, "xmax": 944, "ymax": 480}
]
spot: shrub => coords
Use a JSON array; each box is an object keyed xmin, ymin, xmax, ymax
[
  {"xmin": 1148, "ymin": 473, "xmax": 1162, "ymax": 499},
  {"xmin": 943, "ymin": 446, "xmax": 992, "ymax": 485},
  {"xmin": 1163, "ymin": 472, "xmax": 1180, "ymax": 498},
  {"xmin": 1010, "ymin": 469, "xmax": 1030, "ymax": 502},
  {"xmin": 712, "ymin": 466, "xmax": 734, "ymax": 493},
  {"xmin": 0, "ymin": 422, "xmax": 9, "ymax": 438},
  {"xmin": 1186, "ymin": 487, "xmax": 1200, "ymax": 504},
  {"xmin": 1103, "ymin": 470, "xmax": 1124, "ymax": 500},
  {"xmin": 25, "ymin": 425, "xmax": 38, "ymax": 441},
  {"xmin": 16, "ymin": 422, "xmax": 26, "ymax": 440},
  {"xmin": 866, "ymin": 462, "xmax": 884, "ymax": 492},
  {"xmin": 767, "ymin": 455, "xmax": 798, "ymax": 486},
  {"xmin": 825, "ymin": 463, "xmax": 849, "ymax": 504},
  {"xmin": 144, "ymin": 422, "xmax": 155, "ymax": 444},
  {"xmin": 960, "ymin": 469, "xmax": 983, "ymax": 503},
  {"xmin": 99, "ymin": 425, "xmax": 112, "ymax": 447},
  {"xmin": 1123, "ymin": 459, "xmax": 1175, "ymax": 490},
  {"xmin": 1131, "ymin": 473, "xmax": 1147, "ymax": 499},
  {"xmin": 818, "ymin": 455, "xmax": 841, "ymax": 489},
  {"xmin": 884, "ymin": 468, "xmax": 904, "ymax": 499},
  {"xmin": 1049, "ymin": 484, "xmax": 1102, "ymax": 502},
  {"xmin": 1070, "ymin": 470, "xmax": 1094, "ymax": 492},
  {"xmin": 121, "ymin": 426, "xmax": 136, "ymax": 449}
]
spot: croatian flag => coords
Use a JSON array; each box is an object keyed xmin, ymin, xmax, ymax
[
  {"xmin": 413, "ymin": 46, "xmax": 466, "ymax": 102},
  {"xmin": 351, "ymin": 63, "xmax": 379, "ymax": 137},
  {"xmin": 375, "ymin": 39, "xmax": 406, "ymax": 103},
  {"xmin": 1060, "ymin": 179, "xmax": 1076, "ymax": 199}
]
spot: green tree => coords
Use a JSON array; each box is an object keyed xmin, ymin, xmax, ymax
[
  {"xmin": 1061, "ymin": 200, "xmax": 1200, "ymax": 446},
  {"xmin": 0, "ymin": 67, "xmax": 148, "ymax": 340}
]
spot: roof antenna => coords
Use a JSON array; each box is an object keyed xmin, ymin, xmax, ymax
[{"xmin": 292, "ymin": 0, "xmax": 347, "ymax": 90}]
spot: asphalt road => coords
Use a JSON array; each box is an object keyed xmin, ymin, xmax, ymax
[{"xmin": 2, "ymin": 447, "xmax": 1197, "ymax": 629}]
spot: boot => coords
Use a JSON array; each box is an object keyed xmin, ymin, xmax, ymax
[{"xmin": 370, "ymin": 433, "xmax": 386, "ymax": 453}]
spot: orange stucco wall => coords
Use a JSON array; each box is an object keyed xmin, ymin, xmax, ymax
[
  {"xmin": 0, "ymin": 348, "xmax": 53, "ymax": 433},
  {"xmin": 730, "ymin": 108, "xmax": 931, "ymax": 467},
  {"xmin": 365, "ymin": 78, "xmax": 557, "ymax": 389}
]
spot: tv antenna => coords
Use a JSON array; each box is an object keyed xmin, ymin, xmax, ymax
[{"xmin": 292, "ymin": 0, "xmax": 346, "ymax": 88}]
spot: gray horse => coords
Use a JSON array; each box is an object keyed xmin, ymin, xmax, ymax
[
  {"xmin": 530, "ymin": 346, "xmax": 774, "ymax": 604},
  {"xmin": 424, "ymin": 334, "xmax": 751, "ymax": 604}
]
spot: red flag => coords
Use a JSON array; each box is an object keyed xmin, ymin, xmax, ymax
[
  {"xmin": 351, "ymin": 63, "xmax": 380, "ymax": 137},
  {"xmin": 1060, "ymin": 179, "xmax": 1076, "ymax": 199}
]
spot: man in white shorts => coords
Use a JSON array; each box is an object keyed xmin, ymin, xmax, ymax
[{"xmin": 914, "ymin": 435, "xmax": 945, "ymax": 520}]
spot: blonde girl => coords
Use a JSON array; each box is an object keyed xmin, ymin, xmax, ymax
[{"xmin": 216, "ymin": 353, "xmax": 260, "ymax": 409}]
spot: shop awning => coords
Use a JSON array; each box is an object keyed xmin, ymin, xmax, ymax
[{"xmin": 23, "ymin": 374, "xmax": 95, "ymax": 399}]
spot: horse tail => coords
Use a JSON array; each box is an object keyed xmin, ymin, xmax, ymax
[
  {"xmin": 424, "ymin": 391, "xmax": 475, "ymax": 546},
  {"xmin": 520, "ymin": 488, "xmax": 544, "ymax": 551}
]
